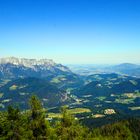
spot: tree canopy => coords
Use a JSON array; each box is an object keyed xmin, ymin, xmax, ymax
[{"xmin": 0, "ymin": 96, "xmax": 140, "ymax": 140}]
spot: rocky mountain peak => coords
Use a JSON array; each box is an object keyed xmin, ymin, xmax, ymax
[
  {"xmin": 0, "ymin": 57, "xmax": 72, "ymax": 79},
  {"xmin": 0, "ymin": 57, "xmax": 56, "ymax": 68}
]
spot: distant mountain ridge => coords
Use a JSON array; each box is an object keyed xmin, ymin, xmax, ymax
[
  {"xmin": 109, "ymin": 63, "xmax": 140, "ymax": 71},
  {"xmin": 108, "ymin": 63, "xmax": 140, "ymax": 77},
  {"xmin": 114, "ymin": 63, "xmax": 140, "ymax": 68},
  {"xmin": 0, "ymin": 57, "xmax": 55, "ymax": 67},
  {"xmin": 0, "ymin": 57, "xmax": 72, "ymax": 79},
  {"xmin": 68, "ymin": 63, "xmax": 140, "ymax": 77}
]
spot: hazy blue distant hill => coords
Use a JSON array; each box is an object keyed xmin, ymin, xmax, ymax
[
  {"xmin": 67, "ymin": 64, "xmax": 110, "ymax": 75},
  {"xmin": 67, "ymin": 63, "xmax": 140, "ymax": 78},
  {"xmin": 113, "ymin": 63, "xmax": 139, "ymax": 69},
  {"xmin": 108, "ymin": 63, "xmax": 140, "ymax": 77}
]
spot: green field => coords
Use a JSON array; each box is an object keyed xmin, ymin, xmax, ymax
[
  {"xmin": 0, "ymin": 93, "xmax": 3, "ymax": 98},
  {"xmin": 96, "ymin": 96, "xmax": 106, "ymax": 101},
  {"xmin": 48, "ymin": 113, "xmax": 62, "ymax": 118},
  {"xmin": 129, "ymin": 106, "xmax": 140, "ymax": 110},
  {"xmin": 51, "ymin": 78, "xmax": 61, "ymax": 83},
  {"xmin": 68, "ymin": 108, "xmax": 91, "ymax": 114},
  {"xmin": 9, "ymin": 85, "xmax": 18, "ymax": 90},
  {"xmin": 115, "ymin": 98, "xmax": 135, "ymax": 104},
  {"xmin": 48, "ymin": 108, "xmax": 91, "ymax": 118},
  {"xmin": 0, "ymin": 79, "xmax": 11, "ymax": 87}
]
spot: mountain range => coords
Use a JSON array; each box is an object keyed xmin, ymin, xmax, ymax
[
  {"xmin": 0, "ymin": 57, "xmax": 140, "ymax": 113},
  {"xmin": 0, "ymin": 57, "xmax": 71, "ymax": 79},
  {"xmin": 0, "ymin": 57, "xmax": 80, "ymax": 109}
]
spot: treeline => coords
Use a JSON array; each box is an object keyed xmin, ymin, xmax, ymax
[{"xmin": 0, "ymin": 96, "xmax": 140, "ymax": 140}]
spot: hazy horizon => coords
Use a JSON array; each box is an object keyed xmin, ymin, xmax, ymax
[
  {"xmin": 0, "ymin": 0, "xmax": 140, "ymax": 64},
  {"xmin": 0, "ymin": 56, "xmax": 140, "ymax": 65}
]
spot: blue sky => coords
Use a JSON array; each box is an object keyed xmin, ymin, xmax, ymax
[{"xmin": 0, "ymin": 0, "xmax": 140, "ymax": 64}]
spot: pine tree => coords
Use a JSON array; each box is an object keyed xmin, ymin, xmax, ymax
[
  {"xmin": 29, "ymin": 95, "xmax": 50, "ymax": 139},
  {"xmin": 5, "ymin": 106, "xmax": 23, "ymax": 140},
  {"xmin": 56, "ymin": 106, "xmax": 88, "ymax": 140}
]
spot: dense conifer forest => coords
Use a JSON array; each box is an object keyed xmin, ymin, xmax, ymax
[{"xmin": 0, "ymin": 96, "xmax": 140, "ymax": 140}]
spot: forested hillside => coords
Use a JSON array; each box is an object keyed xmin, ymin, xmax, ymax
[{"xmin": 0, "ymin": 96, "xmax": 140, "ymax": 140}]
